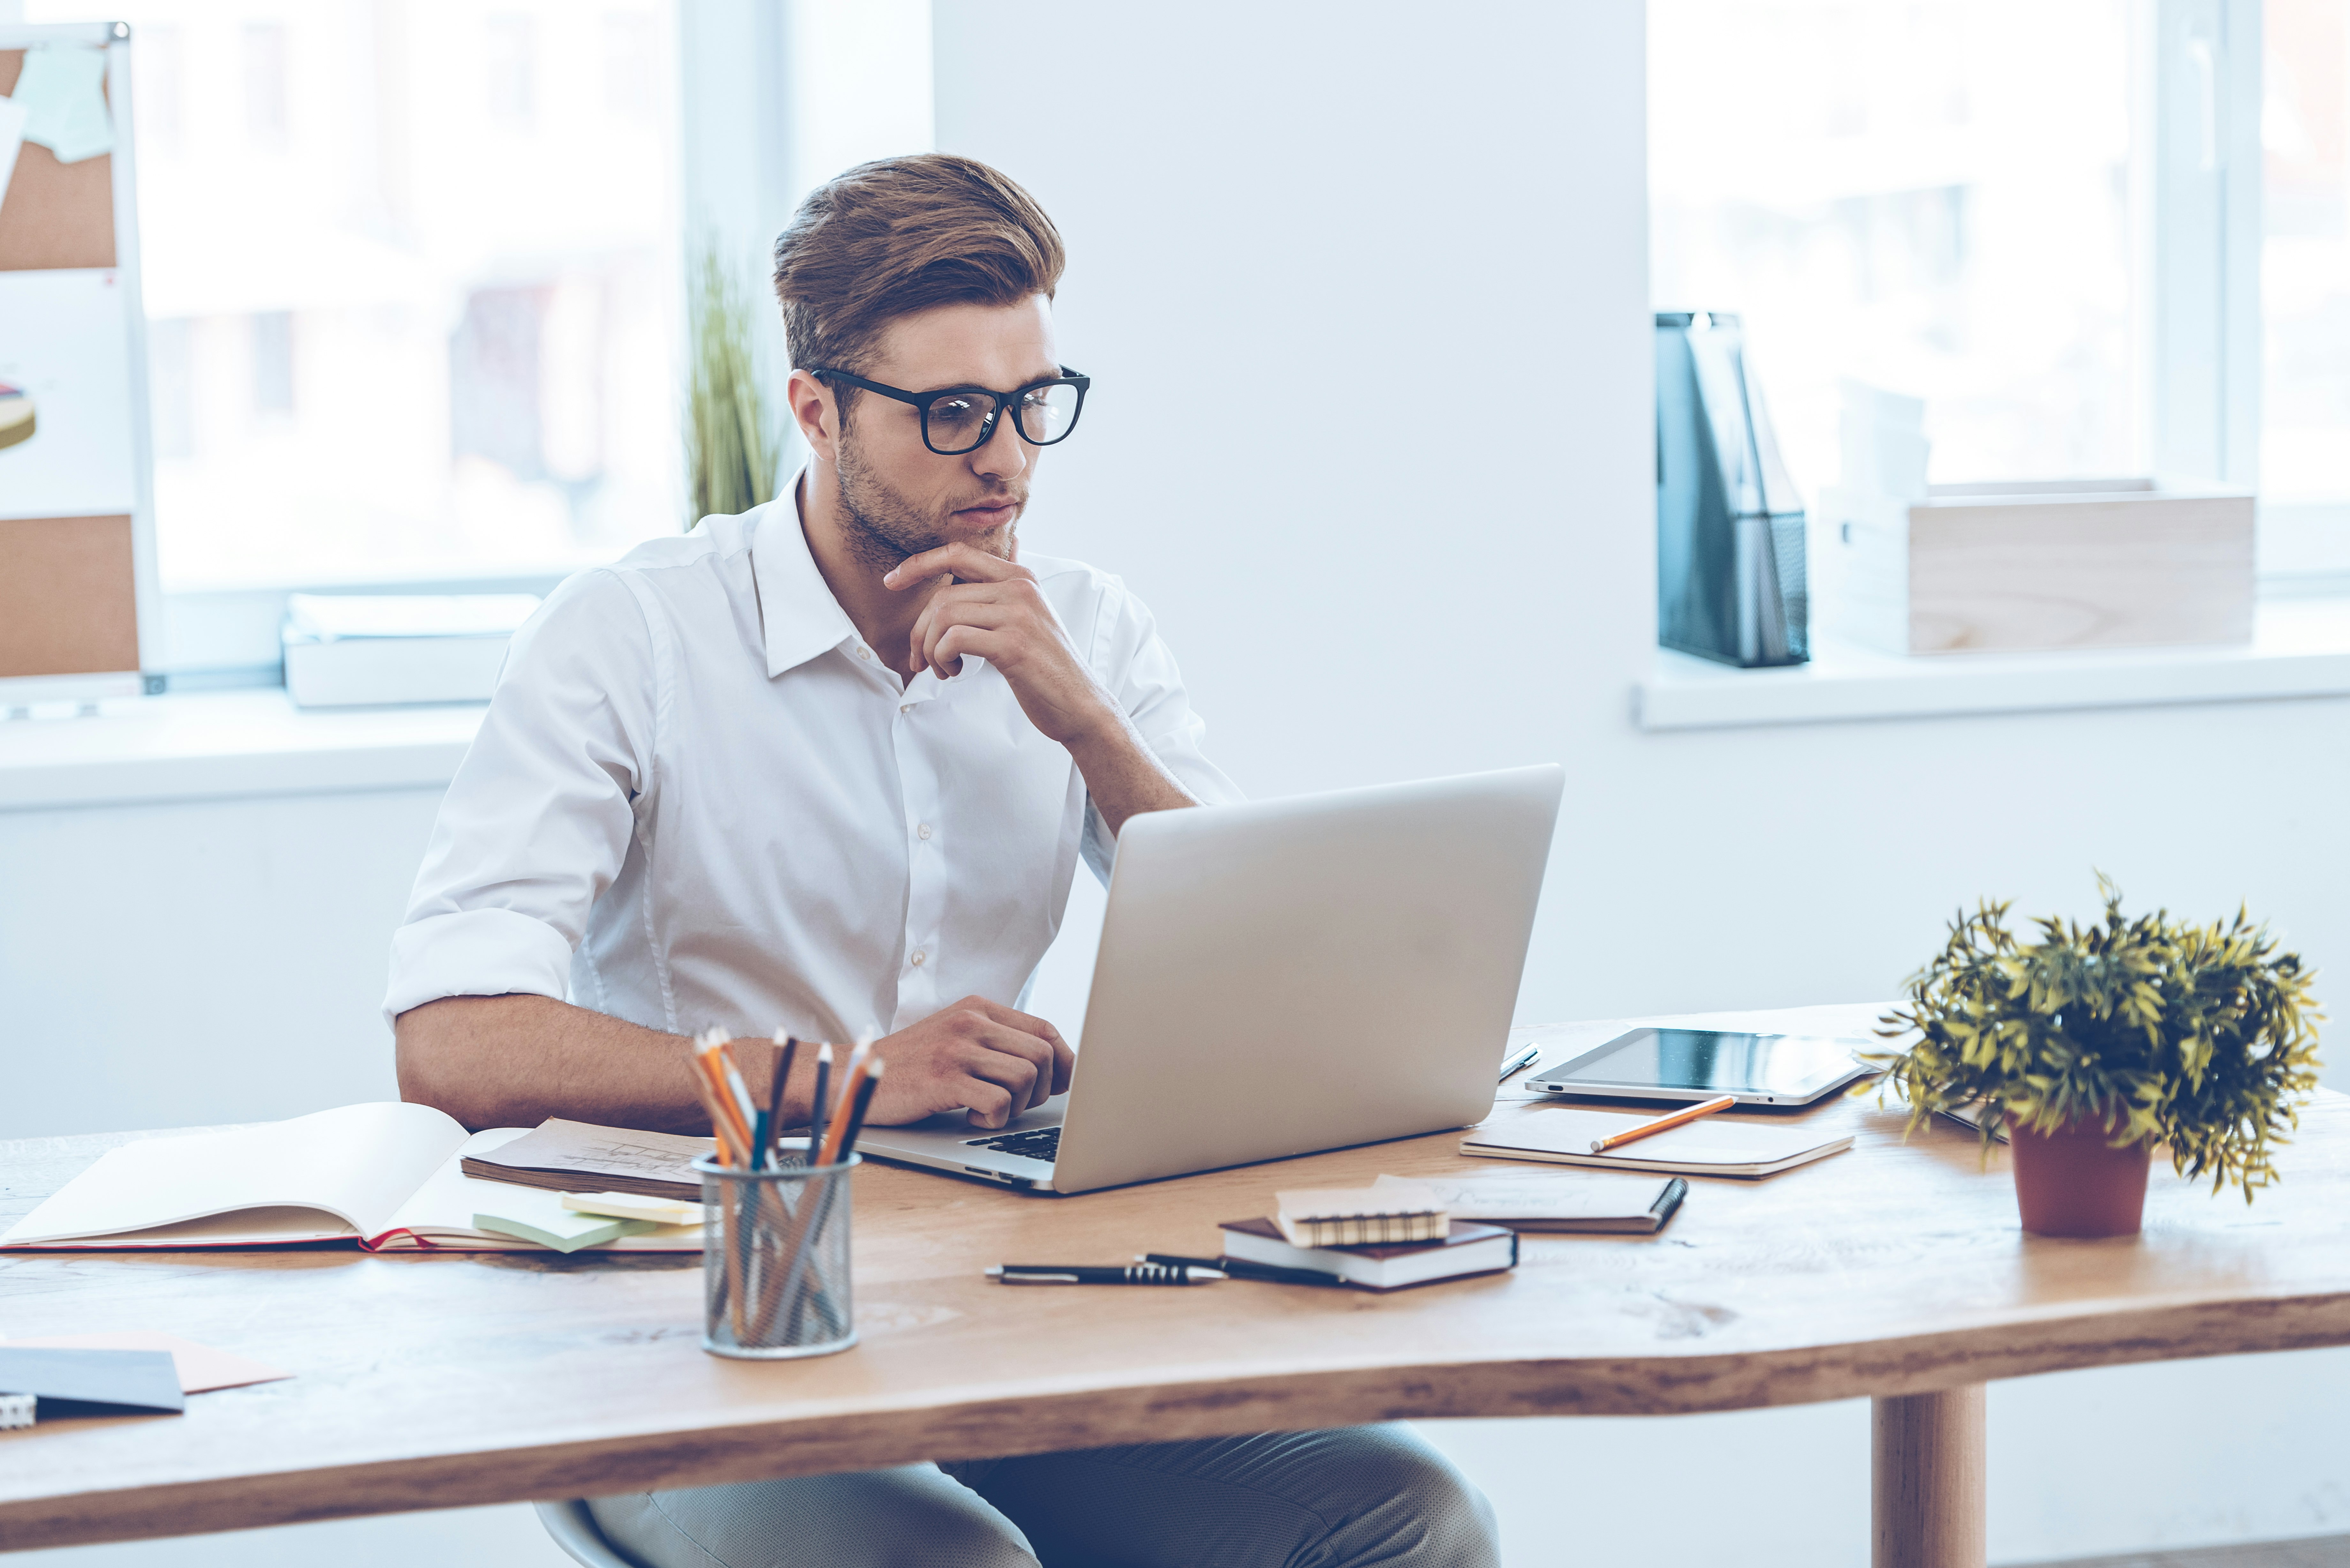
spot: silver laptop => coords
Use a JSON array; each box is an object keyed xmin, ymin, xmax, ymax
[{"xmin": 858, "ymin": 764, "xmax": 1565, "ymax": 1194}]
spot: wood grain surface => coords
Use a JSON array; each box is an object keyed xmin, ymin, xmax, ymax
[{"xmin": 4, "ymin": 1004, "xmax": 2348, "ymax": 1551}]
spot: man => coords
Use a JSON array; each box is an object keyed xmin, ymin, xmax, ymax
[{"xmin": 388, "ymin": 153, "xmax": 1498, "ymax": 1568}]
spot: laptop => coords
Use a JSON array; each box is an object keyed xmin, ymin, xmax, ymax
[{"xmin": 858, "ymin": 764, "xmax": 1565, "ymax": 1194}]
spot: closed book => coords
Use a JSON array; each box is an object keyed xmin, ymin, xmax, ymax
[
  {"xmin": 1374, "ymin": 1172, "xmax": 1688, "ymax": 1234},
  {"xmin": 1219, "ymin": 1218, "xmax": 1517, "ymax": 1291}
]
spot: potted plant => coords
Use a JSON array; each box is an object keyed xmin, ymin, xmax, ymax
[{"xmin": 1866, "ymin": 878, "xmax": 2322, "ymax": 1238}]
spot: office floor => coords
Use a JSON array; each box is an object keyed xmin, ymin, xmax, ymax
[{"xmin": 2029, "ymin": 1537, "xmax": 2350, "ymax": 1568}]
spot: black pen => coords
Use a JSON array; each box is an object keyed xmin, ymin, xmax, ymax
[
  {"xmin": 987, "ymin": 1263, "xmax": 1224, "ymax": 1285},
  {"xmin": 1138, "ymin": 1252, "xmax": 1349, "ymax": 1288}
]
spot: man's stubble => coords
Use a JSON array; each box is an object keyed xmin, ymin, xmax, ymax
[{"xmin": 834, "ymin": 419, "xmax": 1020, "ymax": 570}]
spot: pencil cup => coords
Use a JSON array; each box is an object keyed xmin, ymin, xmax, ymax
[{"xmin": 695, "ymin": 1150, "xmax": 859, "ymax": 1360}]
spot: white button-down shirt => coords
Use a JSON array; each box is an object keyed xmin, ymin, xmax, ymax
[{"xmin": 383, "ymin": 490, "xmax": 1239, "ymax": 1041}]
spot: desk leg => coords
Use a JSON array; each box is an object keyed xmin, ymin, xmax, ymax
[{"xmin": 1871, "ymin": 1385, "xmax": 1986, "ymax": 1568}]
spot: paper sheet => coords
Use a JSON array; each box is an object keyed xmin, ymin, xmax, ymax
[
  {"xmin": 0, "ymin": 96, "xmax": 28, "ymax": 211},
  {"xmin": 9, "ymin": 43, "xmax": 113, "ymax": 164},
  {"xmin": 2, "ymin": 1332, "xmax": 291, "ymax": 1394}
]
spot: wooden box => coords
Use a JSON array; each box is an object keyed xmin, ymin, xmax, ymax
[{"xmin": 1816, "ymin": 479, "xmax": 2255, "ymax": 655}]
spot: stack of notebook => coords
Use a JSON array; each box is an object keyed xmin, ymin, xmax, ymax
[{"xmin": 1218, "ymin": 1185, "xmax": 1518, "ymax": 1291}]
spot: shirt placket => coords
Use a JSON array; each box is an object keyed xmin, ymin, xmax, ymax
[{"xmin": 889, "ymin": 666, "xmax": 947, "ymax": 1031}]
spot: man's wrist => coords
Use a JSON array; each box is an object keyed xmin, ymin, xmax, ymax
[{"xmin": 1058, "ymin": 702, "xmax": 1138, "ymax": 763}]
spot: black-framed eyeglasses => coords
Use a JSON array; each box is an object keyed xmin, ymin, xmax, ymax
[{"xmin": 808, "ymin": 365, "xmax": 1090, "ymax": 456}]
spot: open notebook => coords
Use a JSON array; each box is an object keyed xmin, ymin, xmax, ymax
[{"xmin": 0, "ymin": 1103, "xmax": 707, "ymax": 1252}]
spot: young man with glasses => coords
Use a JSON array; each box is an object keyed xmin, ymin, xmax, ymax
[{"xmin": 387, "ymin": 153, "xmax": 1498, "ymax": 1567}]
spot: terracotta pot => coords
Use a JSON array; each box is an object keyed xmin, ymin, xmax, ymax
[{"xmin": 2006, "ymin": 1113, "xmax": 2153, "ymax": 1238}]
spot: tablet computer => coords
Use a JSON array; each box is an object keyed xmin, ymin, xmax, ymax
[{"xmin": 1523, "ymin": 1027, "xmax": 1876, "ymax": 1107}]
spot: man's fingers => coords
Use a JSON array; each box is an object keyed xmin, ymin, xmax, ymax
[
  {"xmin": 959, "ymin": 1079, "xmax": 1018, "ymax": 1129},
  {"xmin": 883, "ymin": 541, "xmax": 1031, "ymax": 590},
  {"xmin": 959, "ymin": 997, "xmax": 1074, "ymax": 1099},
  {"xmin": 960, "ymin": 994, "xmax": 1063, "ymax": 1043},
  {"xmin": 955, "ymin": 1043, "xmax": 1041, "ymax": 1123},
  {"xmin": 915, "ymin": 599, "xmax": 1015, "ymax": 678}
]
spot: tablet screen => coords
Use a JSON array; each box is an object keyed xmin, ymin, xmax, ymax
[{"xmin": 1545, "ymin": 1028, "xmax": 1861, "ymax": 1098}]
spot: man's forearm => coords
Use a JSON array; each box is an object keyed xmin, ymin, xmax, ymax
[
  {"xmin": 1066, "ymin": 709, "xmax": 1200, "ymax": 837},
  {"xmin": 395, "ymin": 993, "xmax": 804, "ymax": 1135}
]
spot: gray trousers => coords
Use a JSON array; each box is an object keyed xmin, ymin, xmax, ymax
[{"xmin": 587, "ymin": 1424, "xmax": 1498, "ymax": 1568}]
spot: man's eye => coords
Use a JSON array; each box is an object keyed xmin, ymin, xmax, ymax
[{"xmin": 928, "ymin": 396, "xmax": 983, "ymax": 426}]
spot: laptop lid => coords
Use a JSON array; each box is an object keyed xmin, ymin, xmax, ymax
[{"xmin": 1042, "ymin": 764, "xmax": 1565, "ymax": 1194}]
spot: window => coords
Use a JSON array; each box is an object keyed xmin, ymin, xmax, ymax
[
  {"xmin": 1651, "ymin": 0, "xmax": 2145, "ymax": 494},
  {"xmin": 1653, "ymin": 0, "xmax": 2348, "ymax": 581},
  {"xmin": 2263, "ymin": 0, "xmax": 2350, "ymax": 505},
  {"xmin": 26, "ymin": 0, "xmax": 685, "ymax": 593}
]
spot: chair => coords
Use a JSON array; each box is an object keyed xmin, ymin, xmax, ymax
[{"xmin": 535, "ymin": 1500, "xmax": 650, "ymax": 1568}]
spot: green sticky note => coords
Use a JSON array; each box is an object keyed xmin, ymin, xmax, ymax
[{"xmin": 473, "ymin": 1206, "xmax": 657, "ymax": 1254}]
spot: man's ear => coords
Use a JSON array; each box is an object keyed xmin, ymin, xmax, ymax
[{"xmin": 787, "ymin": 369, "xmax": 839, "ymax": 462}]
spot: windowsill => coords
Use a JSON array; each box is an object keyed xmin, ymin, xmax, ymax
[
  {"xmin": 0, "ymin": 690, "xmax": 487, "ymax": 812},
  {"xmin": 1635, "ymin": 596, "xmax": 2350, "ymax": 731}
]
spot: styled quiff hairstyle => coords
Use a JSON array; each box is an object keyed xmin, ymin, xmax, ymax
[{"xmin": 772, "ymin": 153, "xmax": 1066, "ymax": 387}]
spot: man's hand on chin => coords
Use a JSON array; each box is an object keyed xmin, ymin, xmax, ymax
[
  {"xmin": 883, "ymin": 542, "xmax": 1119, "ymax": 748},
  {"xmin": 864, "ymin": 994, "xmax": 1074, "ymax": 1129}
]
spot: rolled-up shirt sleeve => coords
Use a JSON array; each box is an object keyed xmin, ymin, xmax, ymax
[
  {"xmin": 1080, "ymin": 578, "xmax": 1243, "ymax": 881},
  {"xmin": 383, "ymin": 568, "xmax": 657, "ymax": 1024}
]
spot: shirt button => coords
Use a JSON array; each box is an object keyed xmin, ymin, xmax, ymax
[
  {"xmin": 910, "ymin": 949, "xmax": 927, "ymax": 967},
  {"xmin": 916, "ymin": 823, "xmax": 933, "ymax": 841},
  {"xmin": 856, "ymin": 646, "xmax": 872, "ymax": 661},
  {"xmin": 899, "ymin": 704, "xmax": 912, "ymax": 714}
]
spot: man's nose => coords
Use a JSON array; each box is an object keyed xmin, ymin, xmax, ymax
[{"xmin": 969, "ymin": 405, "xmax": 1028, "ymax": 482}]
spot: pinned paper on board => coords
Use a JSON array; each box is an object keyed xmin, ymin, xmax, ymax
[
  {"xmin": 0, "ymin": 95, "xmax": 27, "ymax": 211},
  {"xmin": 9, "ymin": 42, "xmax": 111, "ymax": 165}
]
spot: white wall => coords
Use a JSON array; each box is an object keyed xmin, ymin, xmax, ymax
[
  {"xmin": 5, "ymin": 4, "xmax": 2348, "ymax": 1566},
  {"xmin": 928, "ymin": 0, "xmax": 2350, "ymax": 1562}
]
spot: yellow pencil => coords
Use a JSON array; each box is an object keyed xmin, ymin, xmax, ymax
[{"xmin": 1588, "ymin": 1094, "xmax": 1739, "ymax": 1154}]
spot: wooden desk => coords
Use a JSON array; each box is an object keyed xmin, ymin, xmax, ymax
[{"xmin": 5, "ymin": 1003, "xmax": 2349, "ymax": 1568}]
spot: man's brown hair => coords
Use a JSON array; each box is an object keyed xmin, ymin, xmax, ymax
[{"xmin": 772, "ymin": 153, "xmax": 1066, "ymax": 389}]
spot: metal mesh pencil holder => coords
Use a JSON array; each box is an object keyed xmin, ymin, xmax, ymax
[{"xmin": 695, "ymin": 1150, "xmax": 859, "ymax": 1360}]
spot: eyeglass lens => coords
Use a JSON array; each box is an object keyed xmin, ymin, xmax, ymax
[{"xmin": 921, "ymin": 382, "xmax": 1080, "ymax": 454}]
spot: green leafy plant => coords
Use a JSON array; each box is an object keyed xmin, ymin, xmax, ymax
[
  {"xmin": 1865, "ymin": 876, "xmax": 2322, "ymax": 1199},
  {"xmin": 685, "ymin": 238, "xmax": 782, "ymax": 528}
]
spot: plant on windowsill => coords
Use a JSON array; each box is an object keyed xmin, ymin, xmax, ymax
[
  {"xmin": 685, "ymin": 237, "xmax": 783, "ymax": 529},
  {"xmin": 1864, "ymin": 876, "xmax": 2323, "ymax": 1238}
]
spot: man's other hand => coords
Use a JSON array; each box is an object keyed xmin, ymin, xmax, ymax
[
  {"xmin": 866, "ymin": 995, "xmax": 1075, "ymax": 1129},
  {"xmin": 883, "ymin": 543, "xmax": 1117, "ymax": 747}
]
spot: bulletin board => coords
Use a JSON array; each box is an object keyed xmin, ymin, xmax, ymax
[{"xmin": 0, "ymin": 21, "xmax": 160, "ymax": 704}]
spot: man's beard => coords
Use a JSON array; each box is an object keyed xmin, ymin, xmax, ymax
[{"xmin": 834, "ymin": 429, "xmax": 1021, "ymax": 570}]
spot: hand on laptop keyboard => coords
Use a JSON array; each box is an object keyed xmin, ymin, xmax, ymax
[{"xmin": 856, "ymin": 995, "xmax": 1074, "ymax": 1128}]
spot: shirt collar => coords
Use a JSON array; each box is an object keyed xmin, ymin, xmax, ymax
[{"xmin": 751, "ymin": 468, "xmax": 863, "ymax": 679}]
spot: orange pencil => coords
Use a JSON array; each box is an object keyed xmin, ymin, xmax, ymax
[
  {"xmin": 817, "ymin": 1053, "xmax": 875, "ymax": 1166},
  {"xmin": 1588, "ymin": 1094, "xmax": 1738, "ymax": 1154}
]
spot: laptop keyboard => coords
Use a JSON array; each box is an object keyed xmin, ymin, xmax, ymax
[{"xmin": 963, "ymin": 1127, "xmax": 1060, "ymax": 1163}]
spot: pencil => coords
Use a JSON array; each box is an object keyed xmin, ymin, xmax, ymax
[
  {"xmin": 818, "ymin": 1054, "xmax": 882, "ymax": 1166},
  {"xmin": 835, "ymin": 1058, "xmax": 883, "ymax": 1157},
  {"xmin": 808, "ymin": 1043, "xmax": 833, "ymax": 1160},
  {"xmin": 764, "ymin": 1033, "xmax": 800, "ymax": 1170},
  {"xmin": 684, "ymin": 1041, "xmax": 742, "ymax": 1165},
  {"xmin": 1589, "ymin": 1094, "xmax": 1739, "ymax": 1154}
]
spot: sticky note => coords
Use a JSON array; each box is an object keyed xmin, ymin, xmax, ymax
[
  {"xmin": 0, "ymin": 96, "xmax": 28, "ymax": 209},
  {"xmin": 560, "ymin": 1190, "xmax": 703, "ymax": 1226},
  {"xmin": 11, "ymin": 43, "xmax": 114, "ymax": 165}
]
